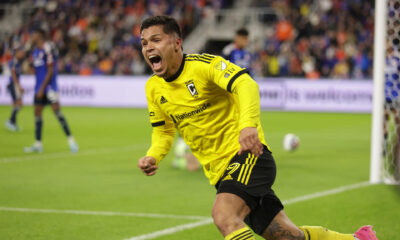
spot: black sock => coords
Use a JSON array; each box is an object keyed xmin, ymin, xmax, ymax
[
  {"xmin": 9, "ymin": 107, "xmax": 20, "ymax": 124},
  {"xmin": 55, "ymin": 111, "xmax": 71, "ymax": 136},
  {"xmin": 35, "ymin": 117, "xmax": 43, "ymax": 141}
]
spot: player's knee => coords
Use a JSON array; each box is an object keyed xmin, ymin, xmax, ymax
[
  {"xmin": 212, "ymin": 208, "xmax": 240, "ymax": 233},
  {"xmin": 54, "ymin": 110, "xmax": 63, "ymax": 118}
]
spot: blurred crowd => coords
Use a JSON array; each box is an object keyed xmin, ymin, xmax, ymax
[
  {"xmin": 1, "ymin": 0, "xmax": 228, "ymax": 76},
  {"xmin": 0, "ymin": 0, "xmax": 374, "ymax": 79},
  {"xmin": 250, "ymin": 0, "xmax": 374, "ymax": 79}
]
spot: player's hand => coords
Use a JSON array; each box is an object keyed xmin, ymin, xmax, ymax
[
  {"xmin": 36, "ymin": 89, "xmax": 44, "ymax": 99},
  {"xmin": 238, "ymin": 127, "xmax": 263, "ymax": 157},
  {"xmin": 138, "ymin": 156, "xmax": 158, "ymax": 176}
]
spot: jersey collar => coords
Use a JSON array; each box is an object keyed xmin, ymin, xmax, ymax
[{"xmin": 164, "ymin": 54, "xmax": 186, "ymax": 82}]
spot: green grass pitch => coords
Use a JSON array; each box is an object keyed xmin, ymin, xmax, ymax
[{"xmin": 0, "ymin": 105, "xmax": 399, "ymax": 240}]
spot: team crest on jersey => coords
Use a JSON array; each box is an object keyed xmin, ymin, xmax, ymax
[
  {"xmin": 214, "ymin": 61, "xmax": 227, "ymax": 71},
  {"xmin": 185, "ymin": 80, "xmax": 198, "ymax": 98}
]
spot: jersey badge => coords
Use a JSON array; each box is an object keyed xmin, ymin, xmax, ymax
[
  {"xmin": 186, "ymin": 80, "xmax": 198, "ymax": 98},
  {"xmin": 214, "ymin": 61, "xmax": 227, "ymax": 71}
]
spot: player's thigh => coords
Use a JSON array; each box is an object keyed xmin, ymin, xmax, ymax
[
  {"xmin": 212, "ymin": 192, "xmax": 251, "ymax": 235},
  {"xmin": 34, "ymin": 104, "xmax": 44, "ymax": 117},
  {"xmin": 262, "ymin": 210, "xmax": 304, "ymax": 240}
]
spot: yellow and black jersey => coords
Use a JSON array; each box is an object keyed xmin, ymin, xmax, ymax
[{"xmin": 145, "ymin": 53, "xmax": 269, "ymax": 185}]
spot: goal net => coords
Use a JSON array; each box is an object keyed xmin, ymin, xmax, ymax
[
  {"xmin": 371, "ymin": 0, "xmax": 400, "ymax": 184},
  {"xmin": 382, "ymin": 0, "xmax": 400, "ymax": 183}
]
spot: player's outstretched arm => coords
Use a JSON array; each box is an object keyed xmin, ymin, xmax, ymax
[
  {"xmin": 209, "ymin": 56, "xmax": 264, "ymax": 157},
  {"xmin": 138, "ymin": 156, "xmax": 158, "ymax": 176}
]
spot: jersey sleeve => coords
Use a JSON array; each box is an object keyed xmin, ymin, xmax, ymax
[
  {"xmin": 43, "ymin": 42, "xmax": 54, "ymax": 65},
  {"xmin": 209, "ymin": 56, "xmax": 260, "ymax": 131},
  {"xmin": 145, "ymin": 80, "xmax": 175, "ymax": 164}
]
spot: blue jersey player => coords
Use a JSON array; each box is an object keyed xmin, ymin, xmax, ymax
[
  {"xmin": 24, "ymin": 29, "xmax": 78, "ymax": 153},
  {"xmin": 5, "ymin": 46, "xmax": 25, "ymax": 132},
  {"xmin": 222, "ymin": 28, "xmax": 252, "ymax": 73}
]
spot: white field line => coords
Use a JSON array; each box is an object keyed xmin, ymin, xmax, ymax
[
  {"xmin": 124, "ymin": 219, "xmax": 214, "ymax": 240},
  {"xmin": 0, "ymin": 144, "xmax": 148, "ymax": 163},
  {"xmin": 0, "ymin": 181, "xmax": 372, "ymax": 239},
  {"xmin": 282, "ymin": 181, "xmax": 371, "ymax": 205},
  {"xmin": 123, "ymin": 181, "xmax": 371, "ymax": 240},
  {"xmin": 0, "ymin": 207, "xmax": 208, "ymax": 221}
]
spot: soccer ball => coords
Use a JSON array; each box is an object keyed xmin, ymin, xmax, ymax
[{"xmin": 283, "ymin": 133, "xmax": 300, "ymax": 152}]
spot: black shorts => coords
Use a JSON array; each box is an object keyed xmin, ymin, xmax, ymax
[
  {"xmin": 215, "ymin": 146, "xmax": 283, "ymax": 235},
  {"xmin": 34, "ymin": 90, "xmax": 59, "ymax": 105},
  {"xmin": 7, "ymin": 82, "xmax": 21, "ymax": 102}
]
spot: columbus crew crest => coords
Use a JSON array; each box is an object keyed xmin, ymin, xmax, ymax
[{"xmin": 185, "ymin": 80, "xmax": 198, "ymax": 98}]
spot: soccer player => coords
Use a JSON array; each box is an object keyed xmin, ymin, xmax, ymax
[
  {"xmin": 222, "ymin": 28, "xmax": 252, "ymax": 72},
  {"xmin": 24, "ymin": 28, "xmax": 78, "ymax": 153},
  {"xmin": 137, "ymin": 16, "xmax": 377, "ymax": 240},
  {"xmin": 5, "ymin": 45, "xmax": 25, "ymax": 132}
]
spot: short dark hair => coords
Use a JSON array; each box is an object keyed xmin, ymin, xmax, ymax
[
  {"xmin": 140, "ymin": 15, "xmax": 182, "ymax": 38},
  {"xmin": 236, "ymin": 28, "xmax": 249, "ymax": 37},
  {"xmin": 32, "ymin": 28, "xmax": 47, "ymax": 38}
]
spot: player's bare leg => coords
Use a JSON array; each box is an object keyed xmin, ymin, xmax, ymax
[
  {"xmin": 24, "ymin": 105, "xmax": 44, "ymax": 153},
  {"xmin": 262, "ymin": 211, "xmax": 304, "ymax": 240},
  {"xmin": 51, "ymin": 102, "xmax": 78, "ymax": 153},
  {"xmin": 212, "ymin": 193, "xmax": 253, "ymax": 239}
]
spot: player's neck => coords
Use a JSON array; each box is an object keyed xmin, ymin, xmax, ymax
[{"xmin": 164, "ymin": 53, "xmax": 184, "ymax": 82}]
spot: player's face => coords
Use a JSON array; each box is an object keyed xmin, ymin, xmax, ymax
[
  {"xmin": 141, "ymin": 25, "xmax": 182, "ymax": 77},
  {"xmin": 15, "ymin": 49, "xmax": 25, "ymax": 60},
  {"xmin": 235, "ymin": 35, "xmax": 249, "ymax": 49},
  {"xmin": 30, "ymin": 32, "xmax": 39, "ymax": 46}
]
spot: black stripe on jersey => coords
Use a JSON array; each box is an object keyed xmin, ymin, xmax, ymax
[
  {"xmin": 227, "ymin": 69, "xmax": 249, "ymax": 93},
  {"xmin": 151, "ymin": 121, "xmax": 165, "ymax": 127},
  {"xmin": 186, "ymin": 55, "xmax": 212, "ymax": 63},
  {"xmin": 200, "ymin": 56, "xmax": 212, "ymax": 62},
  {"xmin": 200, "ymin": 54, "xmax": 215, "ymax": 60},
  {"xmin": 170, "ymin": 114, "xmax": 177, "ymax": 124},
  {"xmin": 185, "ymin": 59, "xmax": 211, "ymax": 64}
]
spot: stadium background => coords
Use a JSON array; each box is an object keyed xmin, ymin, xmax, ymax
[{"xmin": 0, "ymin": 1, "xmax": 399, "ymax": 240}]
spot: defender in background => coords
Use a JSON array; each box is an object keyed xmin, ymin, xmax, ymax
[
  {"xmin": 24, "ymin": 28, "xmax": 78, "ymax": 153},
  {"xmin": 5, "ymin": 45, "xmax": 25, "ymax": 132}
]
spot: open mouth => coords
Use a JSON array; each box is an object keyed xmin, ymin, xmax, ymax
[{"xmin": 148, "ymin": 55, "xmax": 162, "ymax": 71}]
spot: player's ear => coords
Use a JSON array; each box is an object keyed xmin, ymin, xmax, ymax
[{"xmin": 174, "ymin": 37, "xmax": 182, "ymax": 52}]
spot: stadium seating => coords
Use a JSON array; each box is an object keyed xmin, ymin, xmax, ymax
[{"xmin": 0, "ymin": 0, "xmax": 374, "ymax": 78}]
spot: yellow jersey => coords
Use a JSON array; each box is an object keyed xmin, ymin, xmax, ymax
[{"xmin": 145, "ymin": 53, "xmax": 268, "ymax": 185}]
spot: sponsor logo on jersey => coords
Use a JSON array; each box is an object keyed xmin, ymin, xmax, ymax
[
  {"xmin": 185, "ymin": 80, "xmax": 198, "ymax": 98},
  {"xmin": 160, "ymin": 96, "xmax": 168, "ymax": 104},
  {"xmin": 174, "ymin": 103, "xmax": 211, "ymax": 121}
]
